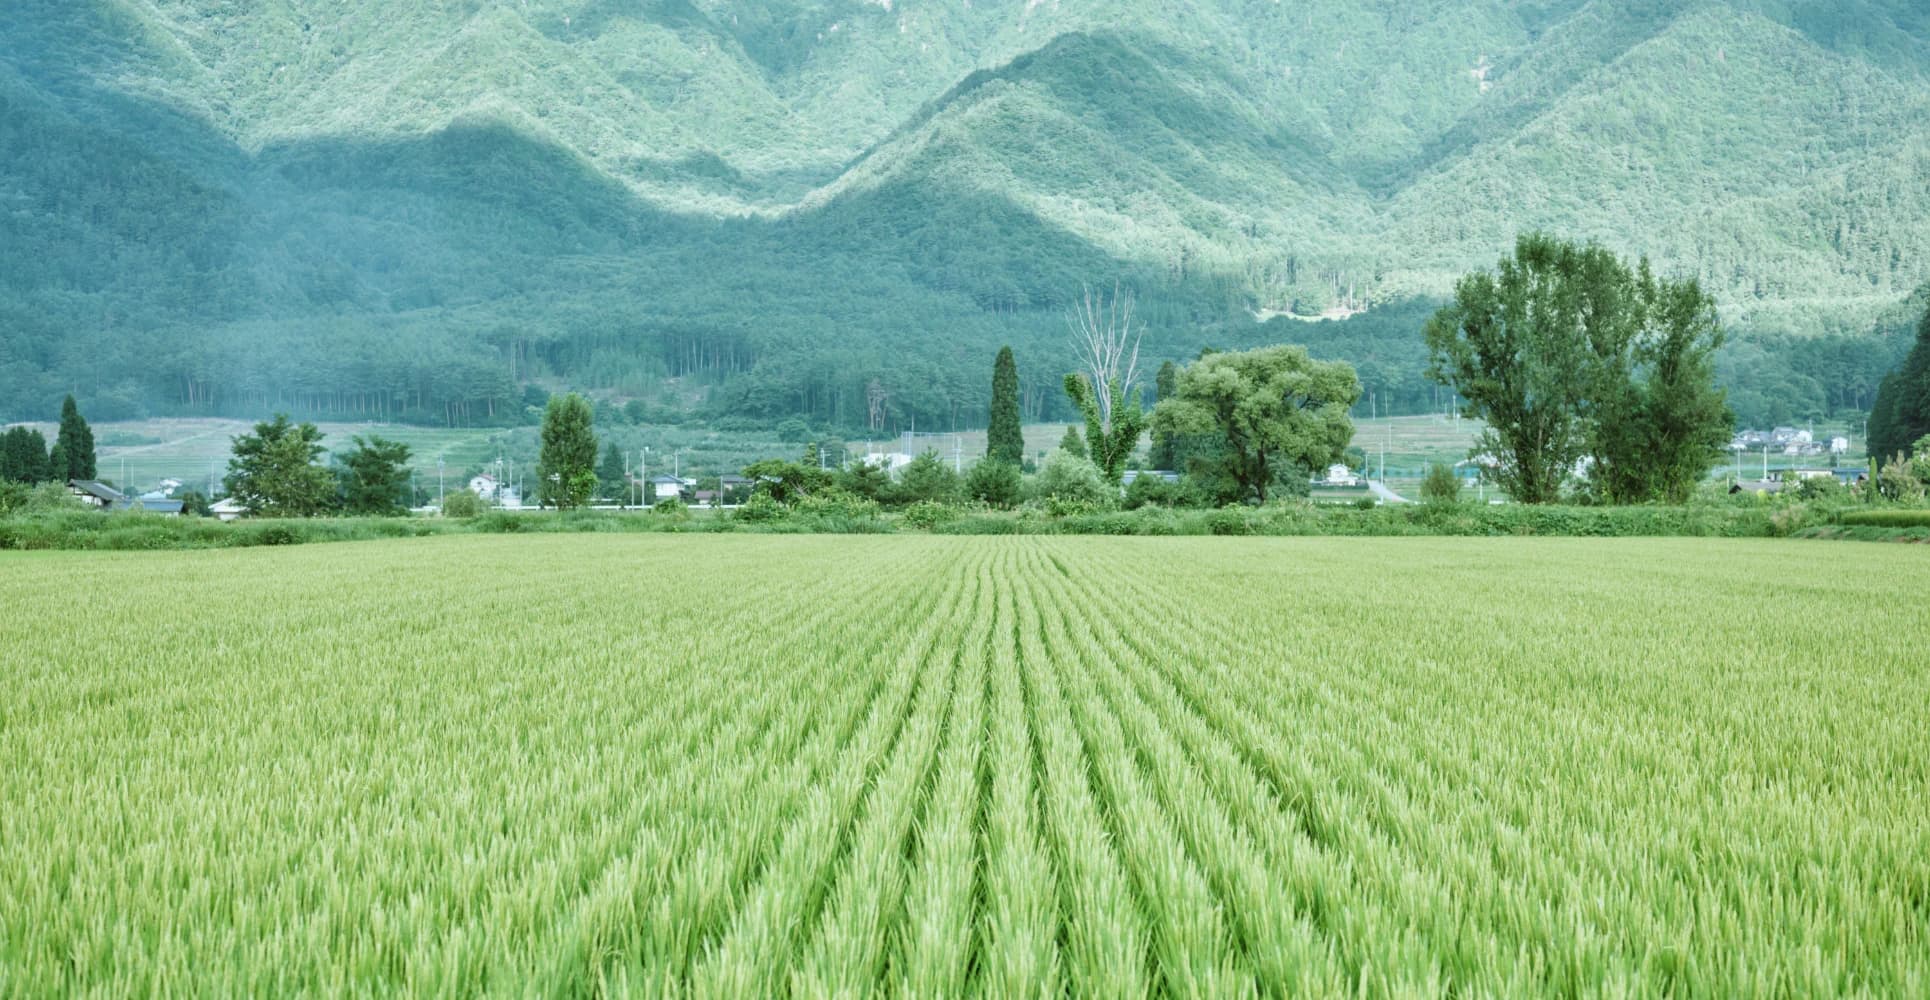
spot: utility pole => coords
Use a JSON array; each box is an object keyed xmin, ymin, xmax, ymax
[{"xmin": 437, "ymin": 454, "xmax": 445, "ymax": 505}]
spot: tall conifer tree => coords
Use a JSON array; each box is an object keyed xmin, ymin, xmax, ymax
[{"xmin": 987, "ymin": 346, "xmax": 1024, "ymax": 466}]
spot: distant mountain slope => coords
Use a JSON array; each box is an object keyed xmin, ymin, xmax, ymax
[{"xmin": 1, "ymin": 0, "xmax": 1926, "ymax": 429}]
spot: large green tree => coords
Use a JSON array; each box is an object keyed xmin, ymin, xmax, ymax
[
  {"xmin": 337, "ymin": 435, "xmax": 414, "ymax": 515},
  {"xmin": 1424, "ymin": 235, "xmax": 1604, "ymax": 503},
  {"xmin": 597, "ymin": 441, "xmax": 628, "ymax": 501},
  {"xmin": 50, "ymin": 395, "xmax": 96, "ymax": 482},
  {"xmin": 224, "ymin": 414, "xmax": 335, "ymax": 516},
  {"xmin": 1150, "ymin": 345, "xmax": 1360, "ymax": 503},
  {"xmin": 987, "ymin": 346, "xmax": 1024, "ymax": 466},
  {"xmin": 1148, "ymin": 359, "xmax": 1179, "ymax": 470},
  {"xmin": 1, "ymin": 427, "xmax": 53, "ymax": 484},
  {"xmin": 1869, "ymin": 301, "xmax": 1930, "ymax": 464},
  {"xmin": 1586, "ymin": 267, "xmax": 1733, "ymax": 503},
  {"xmin": 537, "ymin": 393, "xmax": 598, "ymax": 509},
  {"xmin": 1425, "ymin": 234, "xmax": 1729, "ymax": 504}
]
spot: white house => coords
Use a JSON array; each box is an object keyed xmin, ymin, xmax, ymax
[
  {"xmin": 648, "ymin": 474, "xmax": 689, "ymax": 501},
  {"xmin": 468, "ymin": 474, "xmax": 499, "ymax": 499},
  {"xmin": 1321, "ymin": 464, "xmax": 1360, "ymax": 487},
  {"xmin": 1829, "ymin": 436, "xmax": 1851, "ymax": 455},
  {"xmin": 210, "ymin": 497, "xmax": 249, "ymax": 521}
]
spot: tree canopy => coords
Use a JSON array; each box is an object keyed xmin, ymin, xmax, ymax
[
  {"xmin": 1869, "ymin": 302, "xmax": 1930, "ymax": 464},
  {"xmin": 337, "ymin": 435, "xmax": 414, "ymax": 515},
  {"xmin": 1150, "ymin": 345, "xmax": 1360, "ymax": 503},
  {"xmin": 224, "ymin": 415, "xmax": 334, "ymax": 517},
  {"xmin": 1424, "ymin": 234, "xmax": 1731, "ymax": 504},
  {"xmin": 987, "ymin": 346, "xmax": 1024, "ymax": 466},
  {"xmin": 536, "ymin": 394, "xmax": 598, "ymax": 509}
]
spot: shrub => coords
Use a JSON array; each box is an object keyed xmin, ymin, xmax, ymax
[
  {"xmin": 902, "ymin": 500, "xmax": 961, "ymax": 530},
  {"xmin": 1354, "ymin": 496, "xmax": 1378, "ymax": 511},
  {"xmin": 440, "ymin": 489, "xmax": 484, "ymax": 518},
  {"xmin": 1421, "ymin": 464, "xmax": 1463, "ymax": 505},
  {"xmin": 735, "ymin": 491, "xmax": 785, "ymax": 523},
  {"xmin": 1839, "ymin": 509, "xmax": 1930, "ymax": 528},
  {"xmin": 652, "ymin": 496, "xmax": 690, "ymax": 518},
  {"xmin": 1030, "ymin": 451, "xmax": 1112, "ymax": 509},
  {"xmin": 965, "ymin": 460, "xmax": 1023, "ymax": 509}
]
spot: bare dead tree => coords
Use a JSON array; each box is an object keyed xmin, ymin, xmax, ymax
[
  {"xmin": 1064, "ymin": 281, "xmax": 1142, "ymax": 428},
  {"xmin": 866, "ymin": 378, "xmax": 889, "ymax": 432}
]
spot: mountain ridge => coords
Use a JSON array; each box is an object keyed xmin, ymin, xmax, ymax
[{"xmin": 2, "ymin": 0, "xmax": 1927, "ymax": 429}]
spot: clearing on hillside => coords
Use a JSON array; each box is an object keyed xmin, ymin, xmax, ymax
[{"xmin": 1, "ymin": 535, "xmax": 1925, "ymax": 995}]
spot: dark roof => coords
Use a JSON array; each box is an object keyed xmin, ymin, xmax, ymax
[
  {"xmin": 649, "ymin": 475, "xmax": 685, "ymax": 484},
  {"xmin": 69, "ymin": 480, "xmax": 125, "ymax": 502},
  {"xmin": 124, "ymin": 499, "xmax": 184, "ymax": 514},
  {"xmin": 719, "ymin": 474, "xmax": 751, "ymax": 484}
]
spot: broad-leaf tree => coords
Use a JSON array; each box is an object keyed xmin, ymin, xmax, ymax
[
  {"xmin": 1148, "ymin": 359, "xmax": 1179, "ymax": 470},
  {"xmin": 537, "ymin": 393, "xmax": 598, "ymax": 509},
  {"xmin": 338, "ymin": 435, "xmax": 414, "ymax": 515},
  {"xmin": 1150, "ymin": 345, "xmax": 1360, "ymax": 503},
  {"xmin": 1427, "ymin": 234, "xmax": 1731, "ymax": 504},
  {"xmin": 224, "ymin": 414, "xmax": 335, "ymax": 516},
  {"xmin": 987, "ymin": 346, "xmax": 1024, "ymax": 466}
]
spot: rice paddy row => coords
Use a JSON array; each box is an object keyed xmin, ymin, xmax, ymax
[{"xmin": 1, "ymin": 535, "xmax": 1925, "ymax": 995}]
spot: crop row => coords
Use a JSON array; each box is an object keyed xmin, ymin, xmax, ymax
[{"xmin": 1, "ymin": 534, "xmax": 1925, "ymax": 995}]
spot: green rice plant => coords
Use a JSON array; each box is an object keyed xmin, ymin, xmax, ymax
[{"xmin": 1, "ymin": 535, "xmax": 1927, "ymax": 995}]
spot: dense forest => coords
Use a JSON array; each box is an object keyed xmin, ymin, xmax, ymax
[{"xmin": 2, "ymin": 1, "xmax": 1927, "ymax": 432}]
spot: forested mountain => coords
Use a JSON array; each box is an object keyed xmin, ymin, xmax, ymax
[{"xmin": 4, "ymin": 0, "xmax": 1927, "ymax": 429}]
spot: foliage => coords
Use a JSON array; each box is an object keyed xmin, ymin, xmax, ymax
[
  {"xmin": 1151, "ymin": 345, "xmax": 1361, "ymax": 503},
  {"xmin": 1057, "ymin": 424, "xmax": 1088, "ymax": 460},
  {"xmin": 1868, "ymin": 302, "xmax": 1930, "ymax": 463},
  {"xmin": 536, "ymin": 393, "xmax": 598, "ymax": 510},
  {"xmin": 1064, "ymin": 374, "xmax": 1145, "ymax": 483},
  {"xmin": 734, "ymin": 491, "xmax": 786, "ymax": 522},
  {"xmin": 440, "ymin": 488, "xmax": 484, "ymax": 518},
  {"xmin": 1029, "ymin": 451, "xmax": 1113, "ymax": 509},
  {"xmin": 900, "ymin": 500, "xmax": 961, "ymax": 530},
  {"xmin": 894, "ymin": 450, "xmax": 963, "ymax": 506},
  {"xmin": 964, "ymin": 459, "xmax": 1023, "ymax": 509},
  {"xmin": 652, "ymin": 496, "xmax": 690, "ymax": 519},
  {"xmin": 597, "ymin": 442, "xmax": 629, "ymax": 501},
  {"xmin": 51, "ymin": 395, "xmax": 96, "ymax": 482},
  {"xmin": 987, "ymin": 346, "xmax": 1025, "ymax": 467},
  {"xmin": 0, "ymin": 427, "xmax": 54, "ymax": 484},
  {"xmin": 2, "ymin": 6, "xmax": 1929, "ymax": 432},
  {"xmin": 337, "ymin": 435, "xmax": 414, "ymax": 515},
  {"xmin": 1838, "ymin": 508, "xmax": 1930, "ymax": 528},
  {"xmin": 742, "ymin": 459, "xmax": 833, "ymax": 505},
  {"xmin": 223, "ymin": 414, "xmax": 335, "ymax": 517},
  {"xmin": 1427, "ymin": 234, "xmax": 1732, "ymax": 505},
  {"xmin": 1421, "ymin": 464, "xmax": 1463, "ymax": 506}
]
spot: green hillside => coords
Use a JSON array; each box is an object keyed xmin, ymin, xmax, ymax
[{"xmin": 2, "ymin": 0, "xmax": 1926, "ymax": 430}]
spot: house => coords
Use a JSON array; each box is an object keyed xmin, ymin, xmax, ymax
[
  {"xmin": 691, "ymin": 489, "xmax": 720, "ymax": 506},
  {"xmin": 1122, "ymin": 469, "xmax": 1181, "ymax": 487},
  {"xmin": 210, "ymin": 497, "xmax": 250, "ymax": 521},
  {"xmin": 1829, "ymin": 436, "xmax": 1851, "ymax": 455},
  {"xmin": 128, "ymin": 498, "xmax": 184, "ymax": 516},
  {"xmin": 68, "ymin": 480, "xmax": 125, "ymax": 507},
  {"xmin": 468, "ymin": 474, "xmax": 499, "ymax": 499},
  {"xmin": 67, "ymin": 480, "xmax": 183, "ymax": 515},
  {"xmin": 648, "ymin": 474, "xmax": 688, "ymax": 501},
  {"xmin": 1320, "ymin": 464, "xmax": 1360, "ymax": 487}
]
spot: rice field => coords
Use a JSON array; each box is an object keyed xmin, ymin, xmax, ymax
[{"xmin": 1, "ymin": 535, "xmax": 1926, "ymax": 996}]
